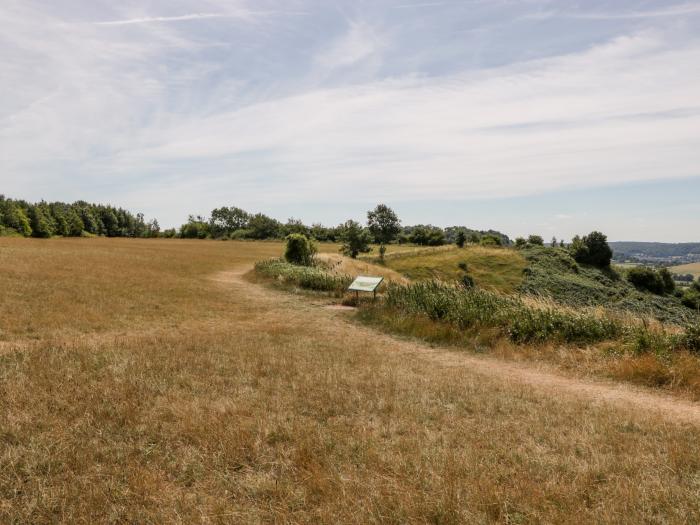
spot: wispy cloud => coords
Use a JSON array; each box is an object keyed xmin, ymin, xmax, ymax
[
  {"xmin": 1, "ymin": 0, "xmax": 699, "ymax": 238},
  {"xmin": 530, "ymin": 3, "xmax": 700, "ymax": 21},
  {"xmin": 95, "ymin": 13, "xmax": 235, "ymax": 26}
]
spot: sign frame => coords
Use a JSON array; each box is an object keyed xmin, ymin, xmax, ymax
[{"xmin": 348, "ymin": 275, "xmax": 384, "ymax": 298}]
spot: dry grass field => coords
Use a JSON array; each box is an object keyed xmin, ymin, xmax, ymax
[
  {"xmin": 671, "ymin": 262, "xmax": 700, "ymax": 278},
  {"xmin": 2, "ymin": 238, "xmax": 700, "ymax": 523}
]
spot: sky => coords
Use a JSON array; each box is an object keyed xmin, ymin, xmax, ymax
[{"xmin": 1, "ymin": 0, "xmax": 699, "ymax": 241}]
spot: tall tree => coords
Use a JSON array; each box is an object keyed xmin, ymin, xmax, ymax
[
  {"xmin": 367, "ymin": 204, "xmax": 401, "ymax": 245},
  {"xmin": 340, "ymin": 220, "xmax": 372, "ymax": 258}
]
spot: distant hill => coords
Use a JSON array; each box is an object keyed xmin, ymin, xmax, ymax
[{"xmin": 609, "ymin": 242, "xmax": 700, "ymax": 265}]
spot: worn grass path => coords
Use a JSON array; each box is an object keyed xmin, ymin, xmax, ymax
[{"xmin": 218, "ymin": 265, "xmax": 700, "ymax": 426}]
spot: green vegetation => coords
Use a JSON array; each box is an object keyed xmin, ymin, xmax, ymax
[
  {"xmin": 284, "ymin": 233, "xmax": 317, "ymax": 266},
  {"xmin": 381, "ymin": 245, "xmax": 526, "ymax": 293},
  {"xmin": 0, "ymin": 195, "xmax": 159, "ymax": 238},
  {"xmin": 519, "ymin": 246, "xmax": 697, "ymax": 325},
  {"xmin": 367, "ymin": 203, "xmax": 401, "ymax": 245},
  {"xmin": 626, "ymin": 266, "xmax": 675, "ymax": 295},
  {"xmin": 254, "ymin": 259, "xmax": 351, "ymax": 293},
  {"xmin": 377, "ymin": 280, "xmax": 622, "ymax": 345},
  {"xmin": 339, "ymin": 220, "xmax": 372, "ymax": 258},
  {"xmin": 570, "ymin": 231, "xmax": 612, "ymax": 267}
]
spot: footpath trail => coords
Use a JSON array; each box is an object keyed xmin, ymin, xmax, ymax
[{"xmin": 213, "ymin": 265, "xmax": 700, "ymax": 427}]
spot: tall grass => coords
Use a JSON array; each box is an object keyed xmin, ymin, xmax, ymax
[
  {"xmin": 383, "ymin": 280, "xmax": 623, "ymax": 345},
  {"xmin": 254, "ymin": 258, "xmax": 351, "ymax": 293}
]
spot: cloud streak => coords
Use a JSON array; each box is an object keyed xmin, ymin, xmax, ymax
[{"xmin": 95, "ymin": 13, "xmax": 234, "ymax": 26}]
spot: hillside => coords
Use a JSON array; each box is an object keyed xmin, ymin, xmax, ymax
[
  {"xmin": 376, "ymin": 245, "xmax": 526, "ymax": 293},
  {"xmin": 520, "ymin": 247, "xmax": 697, "ymax": 325}
]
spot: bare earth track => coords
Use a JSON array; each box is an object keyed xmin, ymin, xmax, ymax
[{"xmin": 216, "ymin": 266, "xmax": 700, "ymax": 426}]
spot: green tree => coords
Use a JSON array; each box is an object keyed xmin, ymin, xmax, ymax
[
  {"xmin": 527, "ymin": 235, "xmax": 544, "ymax": 246},
  {"xmin": 2, "ymin": 201, "xmax": 32, "ymax": 236},
  {"xmin": 455, "ymin": 230, "xmax": 466, "ymax": 248},
  {"xmin": 551, "ymin": 236, "xmax": 557, "ymax": 247},
  {"xmin": 658, "ymin": 268, "xmax": 675, "ymax": 294},
  {"xmin": 480, "ymin": 234, "xmax": 502, "ymax": 246},
  {"xmin": 29, "ymin": 203, "xmax": 54, "ymax": 238},
  {"xmin": 367, "ymin": 204, "xmax": 401, "ymax": 245},
  {"xmin": 247, "ymin": 213, "xmax": 281, "ymax": 239},
  {"xmin": 340, "ymin": 220, "xmax": 372, "ymax": 258},
  {"xmin": 210, "ymin": 206, "xmax": 249, "ymax": 237},
  {"xmin": 180, "ymin": 215, "xmax": 210, "ymax": 239},
  {"xmin": 66, "ymin": 207, "xmax": 85, "ymax": 236},
  {"xmin": 571, "ymin": 231, "xmax": 612, "ymax": 267},
  {"xmin": 514, "ymin": 237, "xmax": 527, "ymax": 248}
]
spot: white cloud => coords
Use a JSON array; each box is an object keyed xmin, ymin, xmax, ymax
[
  {"xmin": 1, "ymin": 1, "xmax": 699, "ymax": 233},
  {"xmin": 95, "ymin": 13, "xmax": 236, "ymax": 26},
  {"xmin": 314, "ymin": 21, "xmax": 383, "ymax": 69}
]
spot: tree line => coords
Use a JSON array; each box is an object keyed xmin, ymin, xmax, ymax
[{"xmin": 0, "ymin": 196, "xmax": 163, "ymax": 238}]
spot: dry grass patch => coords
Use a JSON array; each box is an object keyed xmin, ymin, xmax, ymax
[{"xmin": 2, "ymin": 238, "xmax": 700, "ymax": 522}]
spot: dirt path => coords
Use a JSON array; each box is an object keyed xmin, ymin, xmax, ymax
[{"xmin": 214, "ymin": 266, "xmax": 700, "ymax": 426}]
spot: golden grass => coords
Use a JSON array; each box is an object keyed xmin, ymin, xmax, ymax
[
  {"xmin": 670, "ymin": 261, "xmax": 700, "ymax": 278},
  {"xmin": 381, "ymin": 245, "xmax": 527, "ymax": 293},
  {"xmin": 2, "ymin": 238, "xmax": 700, "ymax": 523}
]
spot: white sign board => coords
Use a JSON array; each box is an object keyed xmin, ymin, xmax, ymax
[{"xmin": 348, "ymin": 275, "xmax": 383, "ymax": 293}]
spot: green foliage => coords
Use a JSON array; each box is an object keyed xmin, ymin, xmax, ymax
[
  {"xmin": 520, "ymin": 246, "xmax": 697, "ymax": 325},
  {"xmin": 0, "ymin": 200, "xmax": 32, "ymax": 237},
  {"xmin": 409, "ymin": 226, "xmax": 446, "ymax": 246},
  {"xmin": 180, "ymin": 215, "xmax": 210, "ymax": 239},
  {"xmin": 340, "ymin": 220, "xmax": 372, "ymax": 259},
  {"xmin": 570, "ymin": 231, "xmax": 612, "ymax": 267},
  {"xmin": 682, "ymin": 283, "xmax": 700, "ymax": 310},
  {"xmin": 627, "ymin": 267, "xmax": 665, "ymax": 295},
  {"xmin": 658, "ymin": 268, "xmax": 675, "ymax": 294},
  {"xmin": 527, "ymin": 235, "xmax": 544, "ymax": 246},
  {"xmin": 209, "ymin": 206, "xmax": 249, "ymax": 237},
  {"xmin": 514, "ymin": 237, "xmax": 527, "ymax": 248},
  {"xmin": 383, "ymin": 280, "xmax": 621, "ymax": 345},
  {"xmin": 480, "ymin": 234, "xmax": 501, "ymax": 246},
  {"xmin": 367, "ymin": 204, "xmax": 401, "ymax": 244},
  {"xmin": 247, "ymin": 213, "xmax": 281, "ymax": 239},
  {"xmin": 254, "ymin": 259, "xmax": 351, "ymax": 293},
  {"xmin": 29, "ymin": 203, "xmax": 54, "ymax": 238},
  {"xmin": 284, "ymin": 234, "xmax": 317, "ymax": 266},
  {"xmin": 455, "ymin": 230, "xmax": 466, "ymax": 248}
]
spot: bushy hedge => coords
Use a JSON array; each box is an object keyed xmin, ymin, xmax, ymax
[
  {"xmin": 384, "ymin": 280, "xmax": 622, "ymax": 345},
  {"xmin": 254, "ymin": 259, "xmax": 351, "ymax": 293}
]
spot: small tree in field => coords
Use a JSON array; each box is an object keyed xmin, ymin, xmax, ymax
[
  {"xmin": 340, "ymin": 220, "xmax": 372, "ymax": 259},
  {"xmin": 570, "ymin": 231, "xmax": 612, "ymax": 268},
  {"xmin": 284, "ymin": 233, "xmax": 316, "ymax": 266},
  {"xmin": 527, "ymin": 235, "xmax": 544, "ymax": 246},
  {"xmin": 367, "ymin": 204, "xmax": 401, "ymax": 245},
  {"xmin": 455, "ymin": 230, "xmax": 466, "ymax": 248}
]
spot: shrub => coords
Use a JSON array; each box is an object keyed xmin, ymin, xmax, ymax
[
  {"xmin": 627, "ymin": 267, "xmax": 665, "ymax": 295},
  {"xmin": 658, "ymin": 268, "xmax": 675, "ymax": 294},
  {"xmin": 527, "ymin": 235, "xmax": 544, "ymax": 246},
  {"xmin": 455, "ymin": 231, "xmax": 466, "ymax": 248},
  {"xmin": 480, "ymin": 234, "xmax": 501, "ymax": 246},
  {"xmin": 284, "ymin": 234, "xmax": 317, "ymax": 266},
  {"xmin": 382, "ymin": 280, "xmax": 621, "ymax": 345},
  {"xmin": 682, "ymin": 287, "xmax": 700, "ymax": 310},
  {"xmin": 514, "ymin": 237, "xmax": 527, "ymax": 248},
  {"xmin": 255, "ymin": 259, "xmax": 351, "ymax": 293}
]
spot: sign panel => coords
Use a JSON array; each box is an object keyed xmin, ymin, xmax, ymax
[{"xmin": 348, "ymin": 275, "xmax": 383, "ymax": 293}]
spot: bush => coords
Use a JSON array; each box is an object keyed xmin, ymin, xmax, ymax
[
  {"xmin": 284, "ymin": 234, "xmax": 317, "ymax": 266},
  {"xmin": 627, "ymin": 267, "xmax": 665, "ymax": 295},
  {"xmin": 383, "ymin": 280, "xmax": 621, "ymax": 345},
  {"xmin": 480, "ymin": 234, "xmax": 501, "ymax": 246},
  {"xmin": 527, "ymin": 235, "xmax": 544, "ymax": 246},
  {"xmin": 455, "ymin": 231, "xmax": 466, "ymax": 248},
  {"xmin": 255, "ymin": 259, "xmax": 351, "ymax": 293}
]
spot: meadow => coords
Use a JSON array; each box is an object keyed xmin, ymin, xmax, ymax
[
  {"xmin": 672, "ymin": 262, "xmax": 700, "ymax": 279},
  {"xmin": 2, "ymin": 238, "xmax": 700, "ymax": 523}
]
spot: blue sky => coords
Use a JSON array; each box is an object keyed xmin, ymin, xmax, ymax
[{"xmin": 1, "ymin": 0, "xmax": 699, "ymax": 241}]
